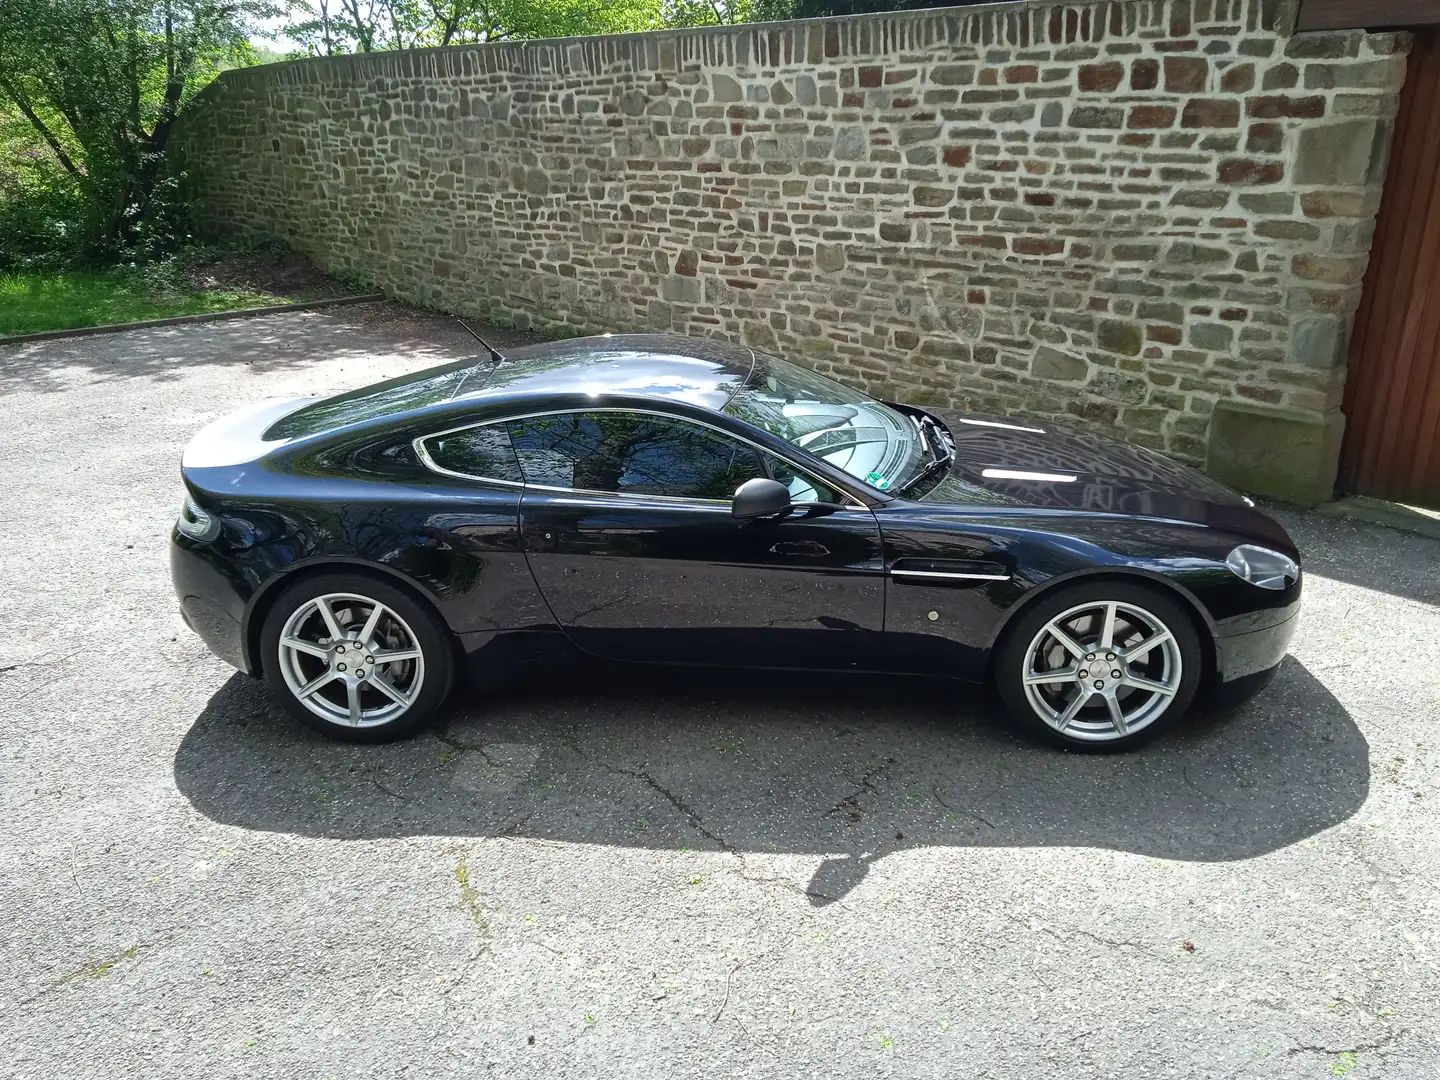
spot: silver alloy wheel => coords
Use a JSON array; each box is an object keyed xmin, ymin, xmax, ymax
[
  {"xmin": 1021, "ymin": 599, "xmax": 1183, "ymax": 743},
  {"xmin": 276, "ymin": 591, "xmax": 425, "ymax": 729}
]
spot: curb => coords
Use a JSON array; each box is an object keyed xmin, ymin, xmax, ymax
[
  {"xmin": 1316, "ymin": 495, "xmax": 1440, "ymax": 543},
  {"xmin": 0, "ymin": 292, "xmax": 388, "ymax": 346}
]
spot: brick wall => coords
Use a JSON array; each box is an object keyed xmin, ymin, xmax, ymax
[{"xmin": 174, "ymin": 0, "xmax": 1411, "ymax": 502}]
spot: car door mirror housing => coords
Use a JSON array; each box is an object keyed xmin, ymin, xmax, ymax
[{"xmin": 732, "ymin": 477, "xmax": 792, "ymax": 519}]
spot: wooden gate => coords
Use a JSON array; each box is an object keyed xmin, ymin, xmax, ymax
[{"xmin": 1341, "ymin": 28, "xmax": 1440, "ymax": 508}]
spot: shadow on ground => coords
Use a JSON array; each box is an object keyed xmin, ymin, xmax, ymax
[
  {"xmin": 175, "ymin": 656, "xmax": 1368, "ymax": 903},
  {"xmin": 0, "ymin": 301, "xmax": 539, "ymax": 395},
  {"xmin": 1267, "ymin": 504, "xmax": 1440, "ymax": 608}
]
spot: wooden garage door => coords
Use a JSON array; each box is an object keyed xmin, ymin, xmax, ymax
[{"xmin": 1341, "ymin": 28, "xmax": 1440, "ymax": 508}]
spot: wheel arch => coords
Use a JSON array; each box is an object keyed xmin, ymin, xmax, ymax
[
  {"xmin": 242, "ymin": 557, "xmax": 454, "ymax": 676},
  {"xmin": 989, "ymin": 567, "xmax": 1219, "ymax": 688}
]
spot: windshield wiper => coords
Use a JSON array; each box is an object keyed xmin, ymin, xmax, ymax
[{"xmin": 898, "ymin": 413, "xmax": 955, "ymax": 494}]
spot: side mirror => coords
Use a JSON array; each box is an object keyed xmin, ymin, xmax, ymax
[{"xmin": 732, "ymin": 477, "xmax": 792, "ymax": 520}]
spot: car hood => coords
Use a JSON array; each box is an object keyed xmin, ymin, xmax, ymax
[{"xmin": 917, "ymin": 409, "xmax": 1294, "ymax": 548}]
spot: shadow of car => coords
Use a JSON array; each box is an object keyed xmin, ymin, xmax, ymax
[{"xmin": 173, "ymin": 656, "xmax": 1367, "ymax": 904}]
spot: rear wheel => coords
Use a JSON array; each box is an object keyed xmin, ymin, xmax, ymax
[
  {"xmin": 260, "ymin": 572, "xmax": 454, "ymax": 743},
  {"xmin": 995, "ymin": 581, "xmax": 1202, "ymax": 752}
]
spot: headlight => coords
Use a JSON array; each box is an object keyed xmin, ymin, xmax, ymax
[
  {"xmin": 1226, "ymin": 544, "xmax": 1298, "ymax": 590},
  {"xmin": 176, "ymin": 496, "xmax": 221, "ymax": 542}
]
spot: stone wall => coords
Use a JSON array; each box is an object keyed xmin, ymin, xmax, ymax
[{"xmin": 174, "ymin": 0, "xmax": 1410, "ymax": 502}]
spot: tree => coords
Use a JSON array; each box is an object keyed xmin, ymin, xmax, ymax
[
  {"xmin": 0, "ymin": 0, "xmax": 271, "ymax": 257},
  {"xmin": 282, "ymin": 0, "xmax": 663, "ymax": 54},
  {"xmin": 788, "ymin": 0, "xmax": 996, "ymax": 16}
]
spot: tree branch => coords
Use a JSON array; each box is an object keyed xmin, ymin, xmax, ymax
[{"xmin": 0, "ymin": 75, "xmax": 83, "ymax": 178}]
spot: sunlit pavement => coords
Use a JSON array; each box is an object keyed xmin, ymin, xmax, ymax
[{"xmin": 3, "ymin": 304, "xmax": 1438, "ymax": 1079}]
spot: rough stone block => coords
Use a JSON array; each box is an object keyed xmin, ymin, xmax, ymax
[
  {"xmin": 661, "ymin": 276, "xmax": 700, "ymax": 303},
  {"xmin": 713, "ymin": 73, "xmax": 742, "ymax": 102},
  {"xmin": 1167, "ymin": 242, "xmax": 1232, "ymax": 266},
  {"xmin": 1013, "ymin": 237, "xmax": 1065, "ymax": 256},
  {"xmin": 1190, "ymin": 322, "xmax": 1234, "ymax": 350},
  {"xmin": 1078, "ymin": 62, "xmax": 1125, "ymax": 92},
  {"xmin": 930, "ymin": 64, "xmax": 977, "ymax": 85},
  {"xmin": 913, "ymin": 186, "xmax": 955, "ymax": 207},
  {"xmin": 1070, "ymin": 105, "xmax": 1124, "ymax": 128},
  {"xmin": 1221, "ymin": 64, "xmax": 1256, "ymax": 92},
  {"xmin": 1238, "ymin": 191, "xmax": 1294, "ymax": 214},
  {"xmin": 1246, "ymin": 95, "xmax": 1326, "ymax": 119},
  {"xmin": 1293, "ymin": 119, "xmax": 1384, "ymax": 186},
  {"xmin": 835, "ymin": 126, "xmax": 867, "ymax": 160},
  {"xmin": 1139, "ymin": 301, "xmax": 1185, "ymax": 323},
  {"xmin": 1131, "ymin": 59, "xmax": 1159, "ymax": 90},
  {"xmin": 1246, "ymin": 122, "xmax": 1284, "ymax": 153},
  {"xmin": 1207, "ymin": 401, "xmax": 1344, "ymax": 505},
  {"xmin": 1286, "ymin": 32, "xmax": 1362, "ymax": 60},
  {"xmin": 1165, "ymin": 57, "xmax": 1209, "ymax": 93},
  {"xmin": 1218, "ymin": 158, "xmax": 1285, "ymax": 185},
  {"xmin": 1112, "ymin": 243, "xmax": 1160, "ymax": 261},
  {"xmin": 1097, "ymin": 319, "xmax": 1144, "ymax": 356},
  {"xmin": 1304, "ymin": 59, "xmax": 1405, "ymax": 90},
  {"xmin": 1129, "ymin": 105, "xmax": 1178, "ymax": 128},
  {"xmin": 1183, "ymin": 99, "xmax": 1241, "ymax": 128},
  {"xmin": 1292, "ymin": 253, "xmax": 1369, "ymax": 285},
  {"xmin": 1262, "ymin": 62, "xmax": 1298, "ymax": 89},
  {"xmin": 1301, "ymin": 189, "xmax": 1372, "ymax": 218},
  {"xmin": 1289, "ymin": 314, "xmax": 1343, "ymax": 369},
  {"xmin": 1255, "ymin": 219, "xmax": 1320, "ymax": 241},
  {"xmin": 1031, "ymin": 346, "xmax": 1088, "ymax": 381},
  {"xmin": 1090, "ymin": 370, "xmax": 1148, "ymax": 404},
  {"xmin": 1170, "ymin": 188, "xmax": 1232, "ymax": 208}
]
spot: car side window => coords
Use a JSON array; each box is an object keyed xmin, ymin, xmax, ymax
[
  {"xmin": 506, "ymin": 412, "xmax": 766, "ymax": 500},
  {"xmin": 762, "ymin": 452, "xmax": 844, "ymax": 505},
  {"xmin": 420, "ymin": 424, "xmax": 524, "ymax": 484}
]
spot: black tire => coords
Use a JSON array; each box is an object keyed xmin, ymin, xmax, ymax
[
  {"xmin": 259, "ymin": 571, "xmax": 455, "ymax": 743},
  {"xmin": 994, "ymin": 580, "xmax": 1204, "ymax": 753}
]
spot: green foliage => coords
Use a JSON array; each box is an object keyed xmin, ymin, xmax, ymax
[
  {"xmin": 789, "ymin": 0, "xmax": 987, "ymax": 15},
  {"xmin": 663, "ymin": 0, "xmax": 791, "ymax": 26},
  {"xmin": 282, "ymin": 0, "xmax": 663, "ymax": 54},
  {"xmin": 0, "ymin": 263, "xmax": 282, "ymax": 335},
  {"xmin": 0, "ymin": 0, "xmax": 271, "ymax": 264}
]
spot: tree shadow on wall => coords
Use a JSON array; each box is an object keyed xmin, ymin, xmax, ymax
[{"xmin": 173, "ymin": 656, "xmax": 1368, "ymax": 905}]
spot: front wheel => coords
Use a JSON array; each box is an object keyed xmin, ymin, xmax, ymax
[
  {"xmin": 260, "ymin": 572, "xmax": 455, "ymax": 743},
  {"xmin": 994, "ymin": 582, "xmax": 1203, "ymax": 752}
]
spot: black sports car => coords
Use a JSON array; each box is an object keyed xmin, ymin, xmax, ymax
[{"xmin": 172, "ymin": 333, "xmax": 1301, "ymax": 751}]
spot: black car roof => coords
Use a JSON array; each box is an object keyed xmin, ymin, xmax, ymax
[{"xmin": 265, "ymin": 334, "xmax": 759, "ymax": 440}]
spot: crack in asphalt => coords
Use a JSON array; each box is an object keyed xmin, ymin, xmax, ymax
[
  {"xmin": 433, "ymin": 731, "xmax": 508, "ymax": 772},
  {"xmin": 563, "ymin": 731, "xmax": 845, "ymax": 903},
  {"xmin": 1004, "ymin": 912, "xmax": 1154, "ymax": 956},
  {"xmin": 931, "ymin": 781, "xmax": 1000, "ymax": 829},
  {"xmin": 825, "ymin": 756, "xmax": 898, "ymax": 822}
]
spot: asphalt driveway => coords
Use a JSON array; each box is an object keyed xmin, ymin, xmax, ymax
[{"xmin": 2, "ymin": 304, "xmax": 1438, "ymax": 1079}]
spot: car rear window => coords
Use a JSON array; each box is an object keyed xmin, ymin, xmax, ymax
[
  {"xmin": 264, "ymin": 359, "xmax": 484, "ymax": 440},
  {"xmin": 419, "ymin": 424, "xmax": 524, "ymax": 484}
]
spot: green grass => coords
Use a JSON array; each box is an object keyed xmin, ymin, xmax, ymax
[{"xmin": 0, "ymin": 267, "xmax": 286, "ymax": 336}]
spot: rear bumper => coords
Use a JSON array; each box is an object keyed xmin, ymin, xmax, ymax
[{"xmin": 171, "ymin": 532, "xmax": 253, "ymax": 674}]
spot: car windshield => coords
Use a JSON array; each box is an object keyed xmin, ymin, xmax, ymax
[{"xmin": 722, "ymin": 351, "xmax": 928, "ymax": 492}]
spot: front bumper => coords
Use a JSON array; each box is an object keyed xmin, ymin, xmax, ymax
[
  {"xmin": 1214, "ymin": 604, "xmax": 1300, "ymax": 684},
  {"xmin": 171, "ymin": 531, "xmax": 252, "ymax": 673}
]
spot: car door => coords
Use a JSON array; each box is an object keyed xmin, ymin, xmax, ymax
[{"xmin": 504, "ymin": 409, "xmax": 887, "ymax": 669}]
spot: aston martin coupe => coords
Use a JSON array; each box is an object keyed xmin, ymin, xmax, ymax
[{"xmin": 172, "ymin": 333, "xmax": 1301, "ymax": 751}]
